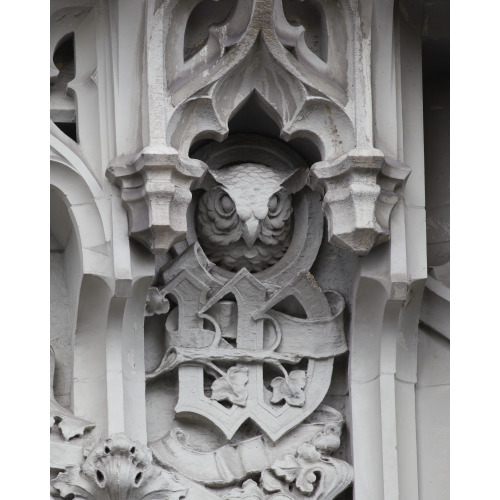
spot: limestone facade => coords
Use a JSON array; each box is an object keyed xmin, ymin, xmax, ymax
[{"xmin": 50, "ymin": 1, "xmax": 449, "ymax": 499}]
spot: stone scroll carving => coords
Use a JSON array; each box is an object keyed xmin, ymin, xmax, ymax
[
  {"xmin": 95, "ymin": 1, "xmax": 415, "ymax": 498},
  {"xmin": 140, "ymin": 137, "xmax": 353, "ymax": 498},
  {"xmin": 150, "ymin": 405, "xmax": 353, "ymax": 499},
  {"xmin": 107, "ymin": 0, "xmax": 410, "ymax": 257}
]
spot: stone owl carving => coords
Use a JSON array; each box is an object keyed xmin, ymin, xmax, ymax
[{"xmin": 196, "ymin": 162, "xmax": 301, "ymax": 272}]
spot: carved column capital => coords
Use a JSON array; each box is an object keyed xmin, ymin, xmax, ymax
[{"xmin": 309, "ymin": 149, "xmax": 411, "ymax": 255}]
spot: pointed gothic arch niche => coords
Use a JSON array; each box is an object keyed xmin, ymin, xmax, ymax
[{"xmin": 188, "ymin": 92, "xmax": 322, "ymax": 166}]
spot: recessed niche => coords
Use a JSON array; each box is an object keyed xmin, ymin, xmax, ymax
[
  {"xmin": 282, "ymin": 0, "xmax": 327, "ymax": 62},
  {"xmin": 189, "ymin": 92, "xmax": 321, "ymax": 165},
  {"xmin": 51, "ymin": 34, "xmax": 78, "ymax": 142},
  {"xmin": 184, "ymin": 0, "xmax": 236, "ymax": 62}
]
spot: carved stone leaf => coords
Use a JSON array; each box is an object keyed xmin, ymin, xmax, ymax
[
  {"xmin": 211, "ymin": 365, "xmax": 249, "ymax": 406},
  {"xmin": 260, "ymin": 469, "xmax": 285, "ymax": 494},
  {"xmin": 296, "ymin": 443, "xmax": 322, "ymax": 463},
  {"xmin": 269, "ymin": 440, "xmax": 353, "ymax": 499},
  {"xmin": 271, "ymin": 444, "xmax": 324, "ymax": 495},
  {"xmin": 271, "ymin": 454, "xmax": 301, "ymax": 483},
  {"xmin": 270, "ymin": 370, "xmax": 306, "ymax": 407},
  {"xmin": 295, "ymin": 466, "xmax": 320, "ymax": 495},
  {"xmin": 145, "ymin": 287, "xmax": 170, "ymax": 316},
  {"xmin": 224, "ymin": 479, "xmax": 266, "ymax": 500},
  {"xmin": 50, "ymin": 401, "xmax": 96, "ymax": 441},
  {"xmin": 295, "ymin": 443, "xmax": 333, "ymax": 494}
]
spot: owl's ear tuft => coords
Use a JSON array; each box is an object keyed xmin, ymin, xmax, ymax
[
  {"xmin": 281, "ymin": 168, "xmax": 309, "ymax": 194},
  {"xmin": 196, "ymin": 169, "xmax": 219, "ymax": 191}
]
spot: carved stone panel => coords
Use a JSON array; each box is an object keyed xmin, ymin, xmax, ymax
[
  {"xmin": 142, "ymin": 136, "xmax": 353, "ymax": 498},
  {"xmin": 107, "ymin": 0, "xmax": 410, "ymax": 256},
  {"xmin": 50, "ymin": 0, "xmax": 441, "ymax": 498}
]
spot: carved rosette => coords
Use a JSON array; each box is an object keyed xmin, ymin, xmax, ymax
[
  {"xmin": 107, "ymin": 0, "xmax": 410, "ymax": 256},
  {"xmin": 52, "ymin": 434, "xmax": 188, "ymax": 499}
]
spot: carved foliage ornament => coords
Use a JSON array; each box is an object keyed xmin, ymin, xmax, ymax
[
  {"xmin": 150, "ymin": 405, "xmax": 353, "ymax": 499},
  {"xmin": 134, "ymin": 137, "xmax": 349, "ymax": 500},
  {"xmin": 146, "ymin": 138, "xmax": 348, "ymax": 444},
  {"xmin": 52, "ymin": 434, "xmax": 188, "ymax": 500},
  {"xmin": 107, "ymin": 0, "xmax": 410, "ymax": 256}
]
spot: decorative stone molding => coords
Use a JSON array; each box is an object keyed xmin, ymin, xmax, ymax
[
  {"xmin": 107, "ymin": 148, "xmax": 200, "ymax": 254},
  {"xmin": 220, "ymin": 406, "xmax": 353, "ymax": 499},
  {"xmin": 50, "ymin": 2, "xmax": 102, "ymax": 176},
  {"xmin": 107, "ymin": 0, "xmax": 406, "ymax": 257},
  {"xmin": 150, "ymin": 405, "xmax": 351, "ymax": 490},
  {"xmin": 52, "ymin": 434, "xmax": 189, "ymax": 500},
  {"xmin": 50, "ymin": 0, "xmax": 447, "ymax": 498}
]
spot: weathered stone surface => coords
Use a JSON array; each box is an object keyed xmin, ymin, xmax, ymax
[{"xmin": 50, "ymin": 0, "xmax": 448, "ymax": 498}]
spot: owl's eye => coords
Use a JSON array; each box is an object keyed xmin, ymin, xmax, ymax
[
  {"xmin": 268, "ymin": 193, "xmax": 284, "ymax": 216},
  {"xmin": 215, "ymin": 192, "xmax": 235, "ymax": 216}
]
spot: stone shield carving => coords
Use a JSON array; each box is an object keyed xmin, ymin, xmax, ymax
[{"xmin": 147, "ymin": 138, "xmax": 348, "ymax": 443}]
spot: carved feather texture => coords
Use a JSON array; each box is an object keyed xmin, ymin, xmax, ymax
[{"xmin": 197, "ymin": 163, "xmax": 295, "ymax": 272}]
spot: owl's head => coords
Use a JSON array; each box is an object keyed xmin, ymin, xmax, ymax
[
  {"xmin": 192, "ymin": 135, "xmax": 309, "ymax": 272},
  {"xmin": 207, "ymin": 163, "xmax": 297, "ymax": 247}
]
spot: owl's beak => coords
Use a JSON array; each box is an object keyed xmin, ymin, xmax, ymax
[{"xmin": 242, "ymin": 218, "xmax": 259, "ymax": 247}]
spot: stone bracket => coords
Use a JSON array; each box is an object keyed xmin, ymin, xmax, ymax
[
  {"xmin": 309, "ymin": 149, "xmax": 411, "ymax": 255},
  {"xmin": 107, "ymin": 147, "xmax": 206, "ymax": 253}
]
